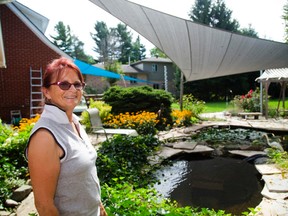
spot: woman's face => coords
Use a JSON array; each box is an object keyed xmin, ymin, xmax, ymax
[{"xmin": 43, "ymin": 68, "xmax": 83, "ymax": 113}]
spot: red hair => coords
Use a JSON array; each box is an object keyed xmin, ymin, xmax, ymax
[{"xmin": 43, "ymin": 57, "xmax": 84, "ymax": 88}]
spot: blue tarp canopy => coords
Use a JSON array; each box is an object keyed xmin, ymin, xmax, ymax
[{"xmin": 74, "ymin": 59, "xmax": 152, "ymax": 83}]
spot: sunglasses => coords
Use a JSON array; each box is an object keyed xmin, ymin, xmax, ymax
[{"xmin": 49, "ymin": 81, "xmax": 86, "ymax": 90}]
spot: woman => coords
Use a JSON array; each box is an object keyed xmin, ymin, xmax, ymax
[{"xmin": 26, "ymin": 57, "xmax": 106, "ymax": 216}]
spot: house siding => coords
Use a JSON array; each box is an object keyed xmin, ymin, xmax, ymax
[
  {"xmin": 0, "ymin": 5, "xmax": 61, "ymax": 122},
  {"xmin": 132, "ymin": 60, "xmax": 177, "ymax": 95}
]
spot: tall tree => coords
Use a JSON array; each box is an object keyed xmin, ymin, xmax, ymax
[
  {"xmin": 92, "ymin": 21, "xmax": 147, "ymax": 64},
  {"xmin": 51, "ymin": 21, "xmax": 73, "ymax": 56},
  {"xmin": 189, "ymin": 0, "xmax": 239, "ymax": 31},
  {"xmin": 240, "ymin": 24, "xmax": 258, "ymax": 38},
  {"xmin": 71, "ymin": 35, "xmax": 95, "ymax": 64},
  {"xmin": 104, "ymin": 61, "xmax": 123, "ymax": 86},
  {"xmin": 91, "ymin": 21, "xmax": 117, "ymax": 63},
  {"xmin": 51, "ymin": 21, "xmax": 95, "ymax": 64},
  {"xmin": 113, "ymin": 23, "xmax": 133, "ymax": 64},
  {"xmin": 130, "ymin": 36, "xmax": 146, "ymax": 62},
  {"xmin": 150, "ymin": 47, "xmax": 167, "ymax": 58},
  {"xmin": 210, "ymin": 0, "xmax": 239, "ymax": 31},
  {"xmin": 189, "ymin": 0, "xmax": 212, "ymax": 25}
]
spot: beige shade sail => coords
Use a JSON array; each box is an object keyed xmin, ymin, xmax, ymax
[{"xmin": 89, "ymin": 0, "xmax": 288, "ymax": 82}]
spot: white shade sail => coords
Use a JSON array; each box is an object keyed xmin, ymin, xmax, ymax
[{"xmin": 90, "ymin": 0, "xmax": 288, "ymax": 82}]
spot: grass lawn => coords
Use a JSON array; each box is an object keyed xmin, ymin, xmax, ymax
[
  {"xmin": 172, "ymin": 98, "xmax": 288, "ymax": 113},
  {"xmin": 203, "ymin": 101, "xmax": 232, "ymax": 113},
  {"xmin": 171, "ymin": 101, "xmax": 229, "ymax": 113}
]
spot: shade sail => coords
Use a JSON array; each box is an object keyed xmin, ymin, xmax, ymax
[
  {"xmin": 74, "ymin": 59, "xmax": 152, "ymax": 83},
  {"xmin": 89, "ymin": 0, "xmax": 288, "ymax": 82}
]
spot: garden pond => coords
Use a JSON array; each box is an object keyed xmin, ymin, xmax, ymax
[{"xmin": 153, "ymin": 127, "xmax": 288, "ymax": 215}]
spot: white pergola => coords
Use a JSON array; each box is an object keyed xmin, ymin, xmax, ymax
[
  {"xmin": 90, "ymin": 0, "xmax": 288, "ymax": 82},
  {"xmin": 256, "ymin": 68, "xmax": 288, "ymax": 118}
]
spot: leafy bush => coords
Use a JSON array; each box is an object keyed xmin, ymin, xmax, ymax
[
  {"xmin": 0, "ymin": 115, "xmax": 39, "ymax": 208},
  {"xmin": 102, "ymin": 85, "xmax": 173, "ymax": 128},
  {"xmin": 0, "ymin": 160, "xmax": 26, "ymax": 207},
  {"xmin": 96, "ymin": 134, "xmax": 161, "ymax": 187},
  {"xmin": 80, "ymin": 100, "xmax": 112, "ymax": 131},
  {"xmin": 89, "ymin": 100, "xmax": 112, "ymax": 119},
  {"xmin": 170, "ymin": 94, "xmax": 204, "ymax": 127},
  {"xmin": 231, "ymin": 88, "xmax": 262, "ymax": 112},
  {"xmin": 182, "ymin": 94, "xmax": 206, "ymax": 117},
  {"xmin": 101, "ymin": 181, "xmax": 232, "ymax": 216},
  {"xmin": 104, "ymin": 111, "xmax": 159, "ymax": 135},
  {"xmin": 0, "ymin": 119, "xmax": 13, "ymax": 144},
  {"xmin": 266, "ymin": 148, "xmax": 288, "ymax": 172}
]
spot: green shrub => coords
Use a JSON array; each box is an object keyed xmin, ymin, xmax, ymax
[
  {"xmin": 89, "ymin": 100, "xmax": 112, "ymax": 119},
  {"xmin": 0, "ymin": 116, "xmax": 39, "ymax": 208},
  {"xmin": 182, "ymin": 94, "xmax": 206, "ymax": 117},
  {"xmin": 0, "ymin": 160, "xmax": 26, "ymax": 207},
  {"xmin": 0, "ymin": 120, "xmax": 13, "ymax": 144},
  {"xmin": 230, "ymin": 88, "xmax": 263, "ymax": 112},
  {"xmin": 101, "ymin": 181, "xmax": 232, "ymax": 216},
  {"xmin": 80, "ymin": 100, "xmax": 112, "ymax": 131},
  {"xmin": 96, "ymin": 134, "xmax": 161, "ymax": 187},
  {"xmin": 266, "ymin": 148, "xmax": 288, "ymax": 172},
  {"xmin": 102, "ymin": 86, "xmax": 173, "ymax": 128},
  {"xmin": 268, "ymin": 108, "xmax": 278, "ymax": 118}
]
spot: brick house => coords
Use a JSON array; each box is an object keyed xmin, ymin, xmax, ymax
[
  {"xmin": 0, "ymin": 1, "xmax": 69, "ymax": 123},
  {"xmin": 0, "ymin": 1, "xmax": 177, "ymax": 123}
]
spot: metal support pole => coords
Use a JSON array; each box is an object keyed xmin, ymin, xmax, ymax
[
  {"xmin": 164, "ymin": 65, "xmax": 168, "ymax": 92},
  {"xmin": 260, "ymin": 70, "xmax": 263, "ymax": 113},
  {"xmin": 179, "ymin": 71, "xmax": 184, "ymax": 111}
]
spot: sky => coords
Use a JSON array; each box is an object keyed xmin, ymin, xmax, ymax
[{"xmin": 17, "ymin": 0, "xmax": 287, "ymax": 57}]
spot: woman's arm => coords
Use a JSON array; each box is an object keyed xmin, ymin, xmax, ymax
[
  {"xmin": 27, "ymin": 129, "xmax": 62, "ymax": 216},
  {"xmin": 100, "ymin": 202, "xmax": 108, "ymax": 216}
]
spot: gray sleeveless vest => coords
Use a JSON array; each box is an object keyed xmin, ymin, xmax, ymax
[{"xmin": 26, "ymin": 104, "xmax": 101, "ymax": 216}]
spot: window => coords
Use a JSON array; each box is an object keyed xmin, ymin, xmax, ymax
[
  {"xmin": 130, "ymin": 75, "xmax": 137, "ymax": 84},
  {"xmin": 152, "ymin": 64, "xmax": 158, "ymax": 72},
  {"xmin": 153, "ymin": 83, "xmax": 159, "ymax": 89}
]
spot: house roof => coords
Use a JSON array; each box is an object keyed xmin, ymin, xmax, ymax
[
  {"xmin": 256, "ymin": 68, "xmax": 288, "ymax": 83},
  {"xmin": 131, "ymin": 57, "xmax": 172, "ymax": 65},
  {"xmin": 0, "ymin": 1, "xmax": 70, "ymax": 68},
  {"xmin": 95, "ymin": 62, "xmax": 146, "ymax": 74},
  {"xmin": 89, "ymin": 0, "xmax": 288, "ymax": 82},
  {"xmin": 12, "ymin": 1, "xmax": 49, "ymax": 33},
  {"xmin": 121, "ymin": 64, "xmax": 144, "ymax": 73}
]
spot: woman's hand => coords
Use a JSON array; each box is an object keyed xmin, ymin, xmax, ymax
[{"xmin": 100, "ymin": 203, "xmax": 108, "ymax": 216}]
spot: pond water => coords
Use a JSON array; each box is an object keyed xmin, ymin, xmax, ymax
[{"xmin": 154, "ymin": 155, "xmax": 264, "ymax": 215}]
